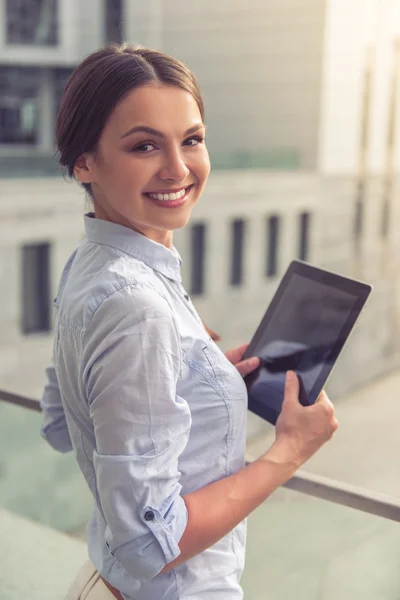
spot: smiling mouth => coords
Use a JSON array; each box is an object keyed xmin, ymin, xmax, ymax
[{"xmin": 143, "ymin": 185, "xmax": 193, "ymax": 202}]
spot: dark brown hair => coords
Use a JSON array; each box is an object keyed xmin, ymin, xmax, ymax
[{"xmin": 56, "ymin": 43, "xmax": 205, "ymax": 195}]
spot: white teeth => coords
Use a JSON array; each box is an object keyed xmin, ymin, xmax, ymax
[{"xmin": 148, "ymin": 188, "xmax": 188, "ymax": 201}]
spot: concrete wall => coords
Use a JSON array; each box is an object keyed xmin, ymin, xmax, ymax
[
  {"xmin": 317, "ymin": 0, "xmax": 367, "ymax": 174},
  {"xmin": 0, "ymin": 0, "xmax": 104, "ymax": 66},
  {"xmin": 127, "ymin": 0, "xmax": 326, "ymax": 169},
  {"xmin": 318, "ymin": 0, "xmax": 400, "ymax": 176},
  {"xmin": 1, "ymin": 171, "xmax": 399, "ymax": 406},
  {"xmin": 2, "ymin": 0, "xmax": 399, "ymax": 177},
  {"xmin": 367, "ymin": 0, "xmax": 399, "ymax": 175},
  {"xmin": 0, "ymin": 179, "xmax": 85, "ymax": 398}
]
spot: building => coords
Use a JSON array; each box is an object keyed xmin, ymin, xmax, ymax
[
  {"xmin": 0, "ymin": 0, "xmax": 400, "ymax": 415},
  {"xmin": 0, "ymin": 0, "xmax": 125, "ymax": 176},
  {"xmin": 3, "ymin": 6, "xmax": 400, "ymax": 589},
  {"xmin": 2, "ymin": 0, "xmax": 400, "ymax": 175}
]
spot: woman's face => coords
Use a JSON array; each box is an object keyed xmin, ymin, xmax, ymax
[{"xmin": 75, "ymin": 84, "xmax": 210, "ymax": 247}]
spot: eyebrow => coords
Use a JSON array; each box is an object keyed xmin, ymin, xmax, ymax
[{"xmin": 121, "ymin": 122, "xmax": 206, "ymax": 140}]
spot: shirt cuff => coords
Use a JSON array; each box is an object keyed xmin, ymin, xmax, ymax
[
  {"xmin": 109, "ymin": 492, "xmax": 188, "ymax": 580},
  {"xmin": 94, "ymin": 451, "xmax": 188, "ymax": 581}
]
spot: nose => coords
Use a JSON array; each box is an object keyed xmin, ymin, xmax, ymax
[{"xmin": 158, "ymin": 146, "xmax": 190, "ymax": 182}]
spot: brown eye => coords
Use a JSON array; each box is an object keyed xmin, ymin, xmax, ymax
[
  {"xmin": 133, "ymin": 143, "xmax": 157, "ymax": 153},
  {"xmin": 183, "ymin": 136, "xmax": 204, "ymax": 147}
]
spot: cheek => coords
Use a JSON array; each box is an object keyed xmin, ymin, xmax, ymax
[
  {"xmin": 196, "ymin": 150, "xmax": 211, "ymax": 183},
  {"xmin": 103, "ymin": 156, "xmax": 144, "ymax": 188}
]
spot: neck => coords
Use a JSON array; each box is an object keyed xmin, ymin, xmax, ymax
[{"xmin": 93, "ymin": 205, "xmax": 174, "ymax": 249}]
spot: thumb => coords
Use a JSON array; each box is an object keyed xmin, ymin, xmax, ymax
[{"xmin": 282, "ymin": 370, "xmax": 300, "ymax": 409}]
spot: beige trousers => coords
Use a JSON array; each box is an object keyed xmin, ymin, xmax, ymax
[{"xmin": 65, "ymin": 560, "xmax": 117, "ymax": 599}]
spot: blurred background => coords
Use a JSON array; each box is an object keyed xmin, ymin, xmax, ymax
[{"xmin": 1, "ymin": 1, "xmax": 400, "ymax": 599}]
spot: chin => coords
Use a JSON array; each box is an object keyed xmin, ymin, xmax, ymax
[{"xmin": 159, "ymin": 208, "xmax": 193, "ymax": 231}]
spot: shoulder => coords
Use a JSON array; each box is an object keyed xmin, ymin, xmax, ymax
[
  {"xmin": 90, "ymin": 281, "xmax": 173, "ymax": 327},
  {"xmin": 57, "ymin": 241, "xmax": 172, "ymax": 332},
  {"xmin": 81, "ymin": 283, "xmax": 181, "ymax": 373}
]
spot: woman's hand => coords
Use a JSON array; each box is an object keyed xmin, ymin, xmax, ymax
[
  {"xmin": 271, "ymin": 371, "xmax": 339, "ymax": 467},
  {"xmin": 225, "ymin": 343, "xmax": 260, "ymax": 377}
]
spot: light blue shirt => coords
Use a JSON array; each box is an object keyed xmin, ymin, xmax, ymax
[{"xmin": 40, "ymin": 214, "xmax": 248, "ymax": 600}]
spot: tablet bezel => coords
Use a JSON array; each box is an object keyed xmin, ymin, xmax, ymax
[{"xmin": 243, "ymin": 259, "xmax": 372, "ymax": 425}]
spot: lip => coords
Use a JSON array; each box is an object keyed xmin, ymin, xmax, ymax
[{"xmin": 143, "ymin": 184, "xmax": 194, "ymax": 209}]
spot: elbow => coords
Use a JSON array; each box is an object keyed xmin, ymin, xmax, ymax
[
  {"xmin": 40, "ymin": 423, "xmax": 73, "ymax": 453},
  {"xmin": 107, "ymin": 499, "xmax": 188, "ymax": 581},
  {"xmin": 110, "ymin": 534, "xmax": 181, "ymax": 581}
]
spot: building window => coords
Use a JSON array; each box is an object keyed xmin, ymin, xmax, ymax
[
  {"xmin": 299, "ymin": 212, "xmax": 311, "ymax": 262},
  {"xmin": 6, "ymin": 0, "xmax": 58, "ymax": 46},
  {"xmin": 0, "ymin": 67, "xmax": 40, "ymax": 145},
  {"xmin": 21, "ymin": 243, "xmax": 51, "ymax": 334},
  {"xmin": 105, "ymin": 0, "xmax": 123, "ymax": 44},
  {"xmin": 191, "ymin": 223, "xmax": 206, "ymax": 295},
  {"xmin": 266, "ymin": 215, "xmax": 280, "ymax": 277},
  {"xmin": 230, "ymin": 219, "xmax": 246, "ymax": 286},
  {"xmin": 53, "ymin": 68, "xmax": 73, "ymax": 119}
]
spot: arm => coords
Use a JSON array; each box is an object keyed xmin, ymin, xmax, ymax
[
  {"xmin": 40, "ymin": 248, "xmax": 79, "ymax": 454},
  {"xmin": 82, "ymin": 286, "xmax": 190, "ymax": 581},
  {"xmin": 162, "ymin": 373, "xmax": 311, "ymax": 572},
  {"xmin": 166, "ymin": 445, "xmax": 299, "ymax": 571},
  {"xmin": 40, "ymin": 361, "xmax": 73, "ymax": 453},
  {"xmin": 84, "ymin": 287, "xmax": 337, "ymax": 582}
]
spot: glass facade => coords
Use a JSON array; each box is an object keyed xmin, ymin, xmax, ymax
[
  {"xmin": 266, "ymin": 215, "xmax": 280, "ymax": 277},
  {"xmin": 6, "ymin": 0, "xmax": 58, "ymax": 46},
  {"xmin": 21, "ymin": 243, "xmax": 51, "ymax": 334},
  {"xmin": 230, "ymin": 218, "xmax": 246, "ymax": 286},
  {"xmin": 105, "ymin": 0, "xmax": 123, "ymax": 44},
  {"xmin": 190, "ymin": 223, "xmax": 206, "ymax": 295},
  {"xmin": 299, "ymin": 211, "xmax": 311, "ymax": 262},
  {"xmin": 0, "ymin": 67, "xmax": 40, "ymax": 145}
]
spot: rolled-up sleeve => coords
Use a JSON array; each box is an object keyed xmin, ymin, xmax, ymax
[
  {"xmin": 81, "ymin": 285, "xmax": 192, "ymax": 581},
  {"xmin": 40, "ymin": 362, "xmax": 73, "ymax": 453}
]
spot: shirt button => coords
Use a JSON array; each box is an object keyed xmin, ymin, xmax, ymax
[{"xmin": 144, "ymin": 510, "xmax": 155, "ymax": 522}]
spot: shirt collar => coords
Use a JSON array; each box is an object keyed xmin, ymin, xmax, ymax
[{"xmin": 84, "ymin": 213, "xmax": 182, "ymax": 282}]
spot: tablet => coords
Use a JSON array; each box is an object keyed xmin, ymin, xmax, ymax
[{"xmin": 243, "ymin": 260, "xmax": 372, "ymax": 425}]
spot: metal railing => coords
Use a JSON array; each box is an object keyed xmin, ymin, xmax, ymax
[
  {"xmin": 1, "ymin": 388, "xmax": 400, "ymax": 524},
  {"xmin": 0, "ymin": 389, "xmax": 41, "ymax": 412}
]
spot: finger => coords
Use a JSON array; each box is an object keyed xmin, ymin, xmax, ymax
[
  {"xmin": 315, "ymin": 390, "xmax": 334, "ymax": 410},
  {"xmin": 226, "ymin": 343, "xmax": 249, "ymax": 364},
  {"xmin": 282, "ymin": 371, "xmax": 300, "ymax": 408},
  {"xmin": 328, "ymin": 418, "xmax": 339, "ymax": 439},
  {"xmin": 234, "ymin": 343, "xmax": 249, "ymax": 359},
  {"xmin": 235, "ymin": 356, "xmax": 260, "ymax": 377},
  {"xmin": 315, "ymin": 389, "xmax": 328, "ymax": 403}
]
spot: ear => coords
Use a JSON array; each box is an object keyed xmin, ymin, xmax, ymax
[{"xmin": 74, "ymin": 154, "xmax": 96, "ymax": 184}]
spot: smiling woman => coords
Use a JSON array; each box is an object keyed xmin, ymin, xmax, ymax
[
  {"xmin": 56, "ymin": 45, "xmax": 210, "ymax": 247},
  {"xmin": 41, "ymin": 43, "xmax": 338, "ymax": 600}
]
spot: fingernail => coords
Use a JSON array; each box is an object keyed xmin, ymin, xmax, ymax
[
  {"xmin": 286, "ymin": 370, "xmax": 295, "ymax": 382},
  {"xmin": 249, "ymin": 357, "xmax": 259, "ymax": 367}
]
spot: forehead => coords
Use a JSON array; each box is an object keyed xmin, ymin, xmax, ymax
[{"xmin": 105, "ymin": 84, "xmax": 202, "ymax": 137}]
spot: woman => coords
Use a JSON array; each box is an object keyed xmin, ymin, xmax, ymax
[{"xmin": 40, "ymin": 44, "xmax": 338, "ymax": 600}]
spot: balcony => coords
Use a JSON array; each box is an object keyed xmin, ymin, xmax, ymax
[{"xmin": 1, "ymin": 375, "xmax": 400, "ymax": 599}]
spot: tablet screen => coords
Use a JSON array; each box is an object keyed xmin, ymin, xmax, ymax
[{"xmin": 244, "ymin": 262, "xmax": 371, "ymax": 424}]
